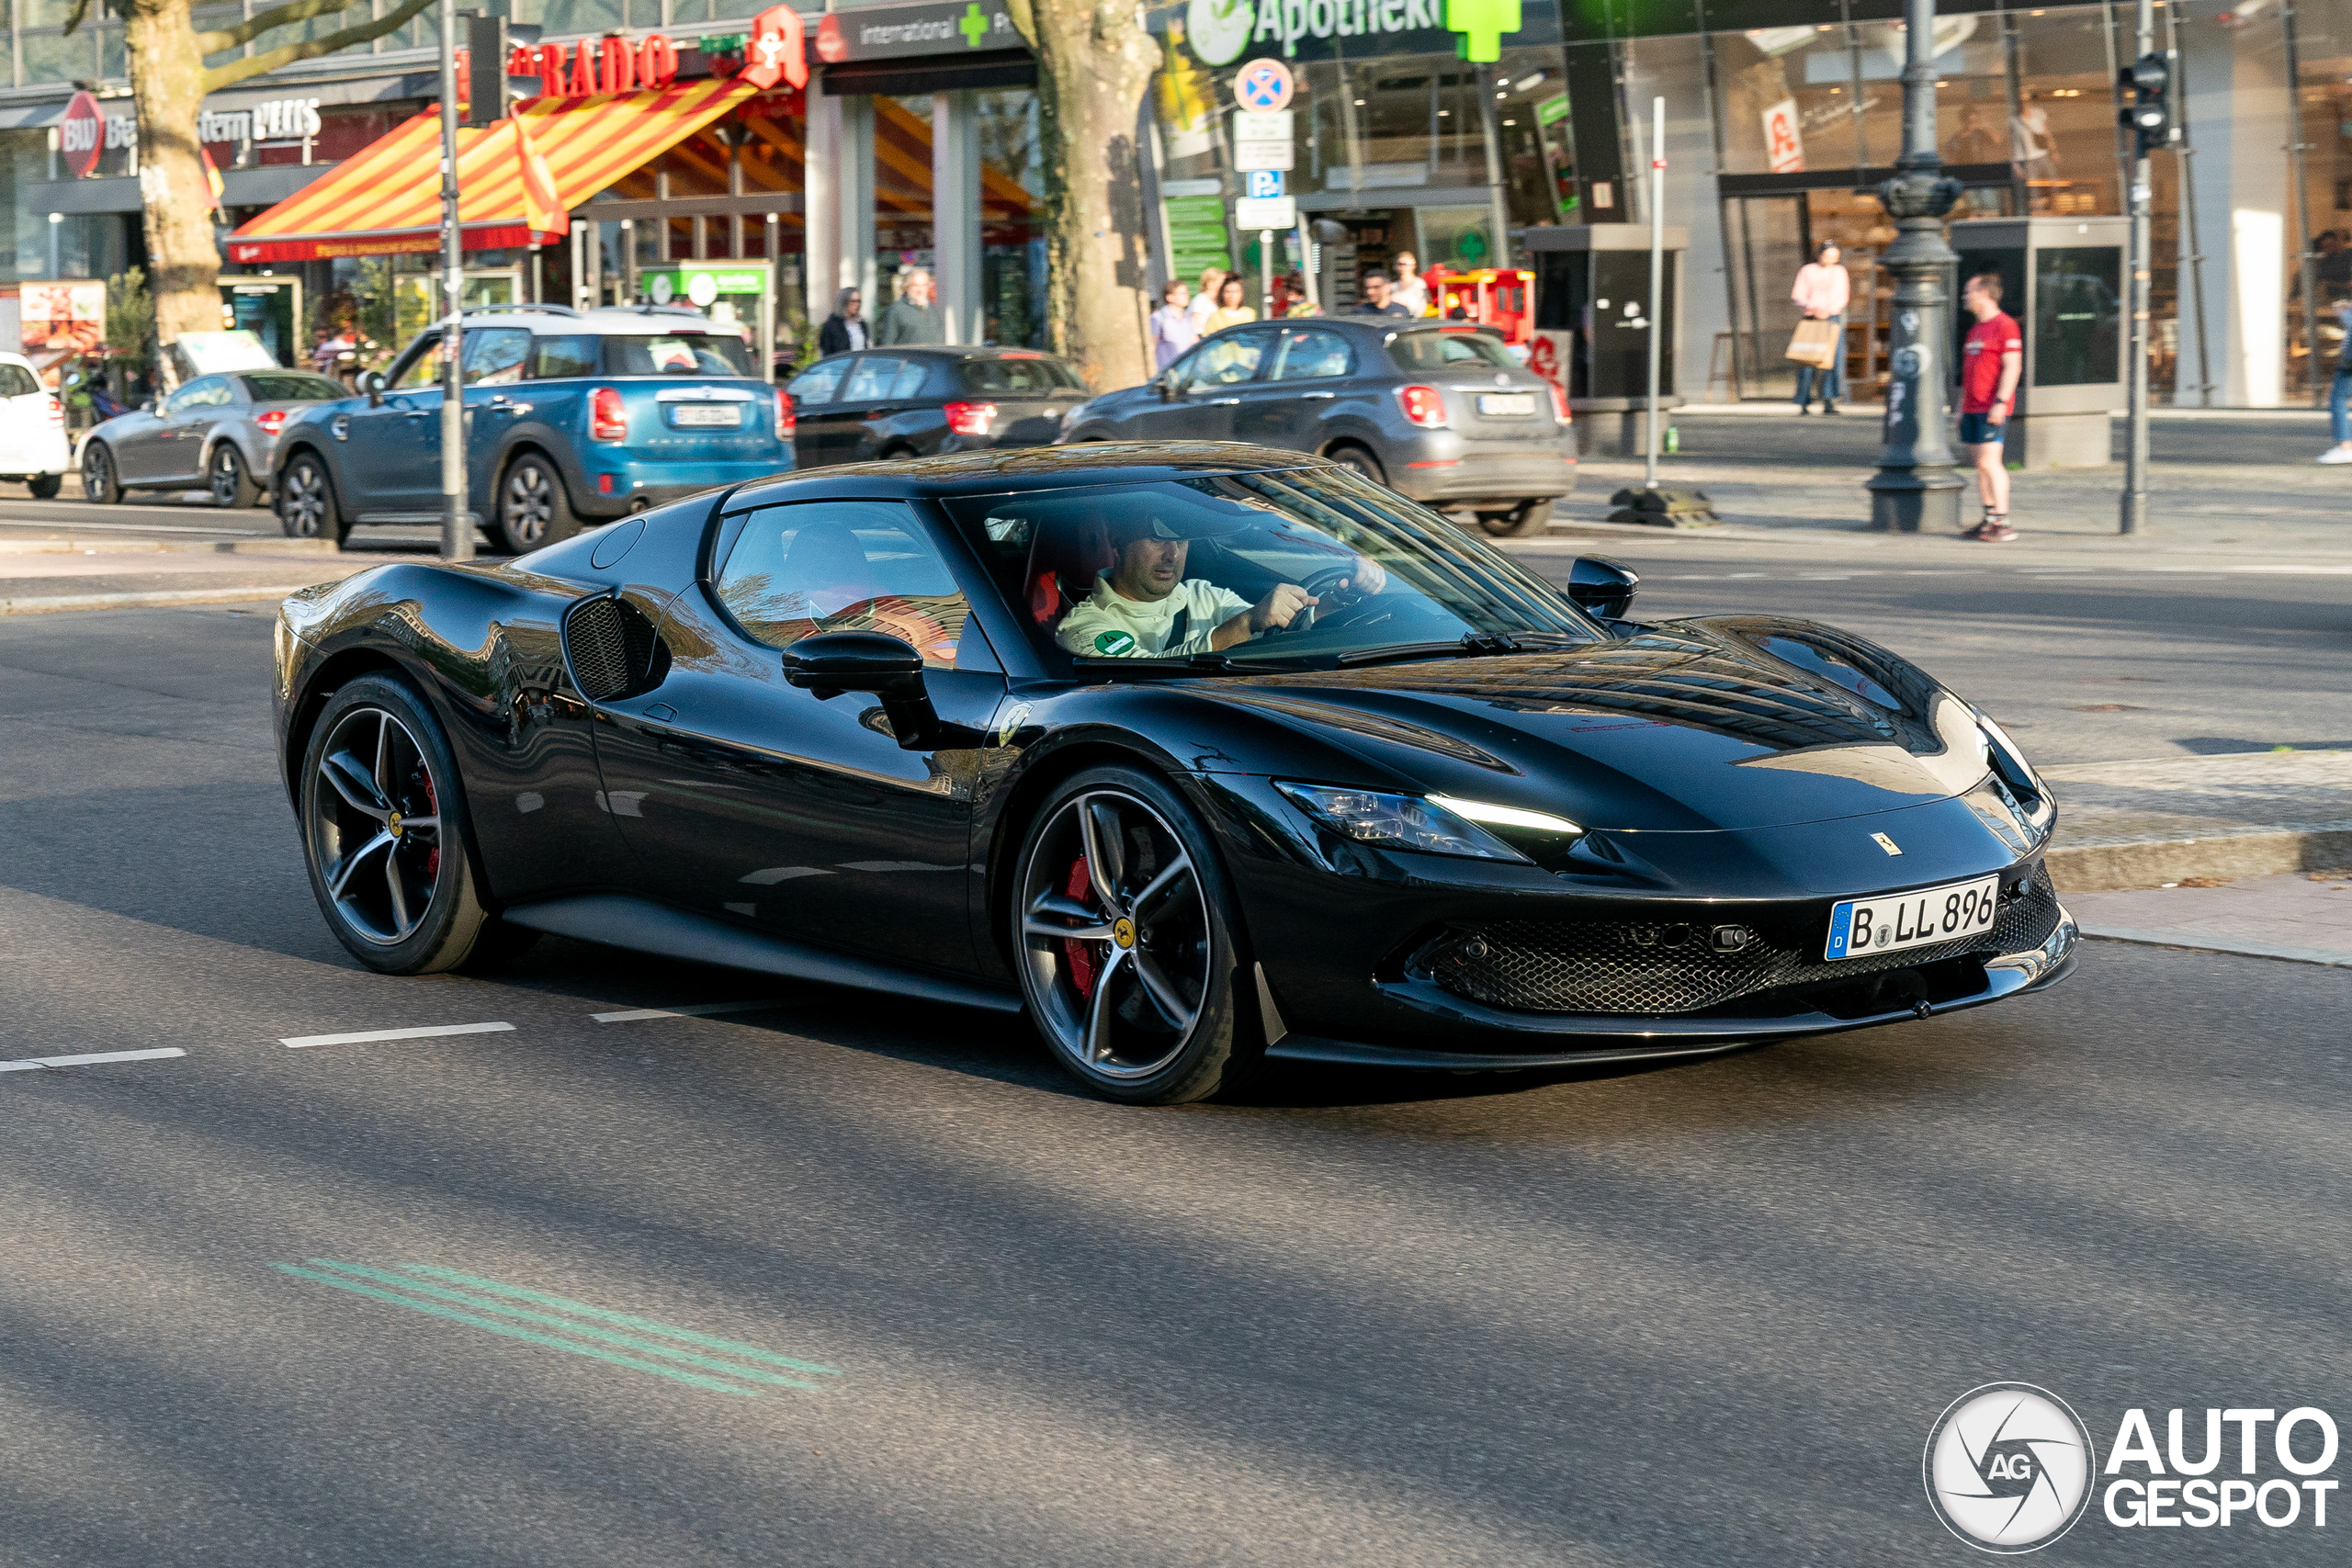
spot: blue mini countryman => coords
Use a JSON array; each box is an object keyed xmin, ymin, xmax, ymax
[{"xmin": 271, "ymin": 305, "xmax": 793, "ymax": 554}]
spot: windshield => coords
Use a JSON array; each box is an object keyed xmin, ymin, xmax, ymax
[
  {"xmin": 606, "ymin": 334, "xmax": 754, "ymax": 376},
  {"xmin": 243, "ymin": 372, "xmax": 345, "ymax": 401},
  {"xmin": 1387, "ymin": 329, "xmax": 1516, "ymax": 371},
  {"xmin": 951, "ymin": 468, "xmax": 1598, "ymax": 673}
]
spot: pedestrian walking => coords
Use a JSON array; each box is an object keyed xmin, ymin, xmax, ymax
[
  {"xmin": 1791, "ymin": 242, "xmax": 1849, "ymax": 414},
  {"xmin": 1148, "ymin": 279, "xmax": 1199, "ymax": 371},
  {"xmin": 874, "ymin": 270, "xmax": 944, "ymax": 346},
  {"xmin": 1957, "ymin": 271, "xmax": 2024, "ymax": 541},
  {"xmin": 1190, "ymin": 268, "xmax": 1226, "ymax": 333},
  {"xmin": 1202, "ymin": 276, "xmax": 1256, "ymax": 334},
  {"xmin": 1391, "ymin": 251, "xmax": 1429, "ymax": 315},
  {"xmin": 1353, "ymin": 270, "xmax": 1411, "ymax": 318},
  {"xmin": 2316, "ymin": 300, "xmax": 2352, "ymax": 464},
  {"xmin": 818, "ymin": 288, "xmax": 867, "ymax": 355}
]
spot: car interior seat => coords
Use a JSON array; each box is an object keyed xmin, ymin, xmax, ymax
[{"xmin": 1027, "ymin": 515, "xmax": 1117, "ymax": 630}]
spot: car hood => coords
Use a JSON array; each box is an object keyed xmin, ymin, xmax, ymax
[{"xmin": 1205, "ymin": 617, "xmax": 1994, "ymax": 833}]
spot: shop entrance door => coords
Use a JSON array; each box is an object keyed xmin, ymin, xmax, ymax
[{"xmin": 1721, "ymin": 195, "xmax": 1810, "ymax": 403}]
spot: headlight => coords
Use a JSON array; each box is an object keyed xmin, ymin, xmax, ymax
[
  {"xmin": 1276, "ymin": 783, "xmax": 1574, "ymax": 863},
  {"xmin": 1977, "ymin": 714, "xmax": 2046, "ymax": 797}
]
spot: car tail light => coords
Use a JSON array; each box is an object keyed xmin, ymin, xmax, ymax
[
  {"xmin": 256, "ymin": 409, "xmax": 288, "ymax": 434},
  {"xmin": 775, "ymin": 389, "xmax": 796, "ymax": 440},
  {"xmin": 1544, "ymin": 383, "xmax": 1570, "ymax": 424},
  {"xmin": 1395, "ymin": 384, "xmax": 1448, "ymax": 429},
  {"xmin": 590, "ymin": 386, "xmax": 628, "ymax": 442},
  {"xmin": 43, "ymin": 396, "xmax": 62, "ymax": 424},
  {"xmin": 944, "ymin": 400, "xmax": 996, "ymax": 436}
]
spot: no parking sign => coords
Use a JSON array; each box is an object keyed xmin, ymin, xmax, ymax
[{"xmin": 1235, "ymin": 58, "xmax": 1294, "ymax": 113}]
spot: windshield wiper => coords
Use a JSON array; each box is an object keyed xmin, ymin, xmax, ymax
[
  {"xmin": 1335, "ymin": 631, "xmax": 1534, "ymax": 668},
  {"xmin": 1072, "ymin": 652, "xmax": 1235, "ymax": 677}
]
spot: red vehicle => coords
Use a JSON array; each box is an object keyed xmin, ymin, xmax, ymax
[{"xmin": 1420, "ymin": 265, "xmax": 1534, "ymax": 345}]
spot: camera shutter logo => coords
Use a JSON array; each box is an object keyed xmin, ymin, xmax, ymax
[{"xmin": 1924, "ymin": 1383, "xmax": 2097, "ymax": 1553}]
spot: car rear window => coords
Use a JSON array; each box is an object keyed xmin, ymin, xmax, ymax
[
  {"xmin": 1386, "ymin": 329, "xmax": 1517, "ymax": 371},
  {"xmin": 605, "ymin": 334, "xmax": 754, "ymax": 377},
  {"xmin": 531, "ymin": 334, "xmax": 601, "ymax": 379},
  {"xmin": 0, "ymin": 363, "xmax": 45, "ymax": 396},
  {"xmin": 242, "ymin": 372, "xmax": 345, "ymax": 401},
  {"xmin": 958, "ymin": 356, "xmax": 1080, "ymax": 394}
]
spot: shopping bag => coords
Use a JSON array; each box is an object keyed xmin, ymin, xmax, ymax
[{"xmin": 1784, "ymin": 317, "xmax": 1838, "ymax": 368}]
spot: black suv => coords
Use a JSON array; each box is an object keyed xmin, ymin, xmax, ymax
[{"xmin": 1058, "ymin": 319, "xmax": 1576, "ymax": 536}]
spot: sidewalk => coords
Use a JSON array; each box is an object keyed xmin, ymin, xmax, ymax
[
  {"xmin": 0, "ymin": 536, "xmax": 391, "ymax": 614},
  {"xmin": 2066, "ymin": 872, "xmax": 2352, "ymax": 967}
]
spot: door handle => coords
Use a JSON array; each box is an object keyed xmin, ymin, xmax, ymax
[
  {"xmin": 1208, "ymin": 397, "xmax": 1241, "ymax": 406},
  {"xmin": 1299, "ymin": 391, "xmax": 1337, "ymax": 400},
  {"xmin": 401, "ymin": 409, "xmax": 431, "ymax": 418}
]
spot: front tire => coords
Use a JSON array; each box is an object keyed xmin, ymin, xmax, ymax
[
  {"xmin": 81, "ymin": 442, "xmax": 121, "ymax": 504},
  {"xmin": 299, "ymin": 674, "xmax": 524, "ymax": 974},
  {"xmin": 209, "ymin": 443, "xmax": 259, "ymax": 509},
  {"xmin": 1478, "ymin": 498, "xmax": 1553, "ymax": 537},
  {"xmin": 496, "ymin": 452, "xmax": 577, "ymax": 554},
  {"xmin": 277, "ymin": 452, "xmax": 348, "ymax": 545},
  {"xmin": 1325, "ymin": 443, "xmax": 1388, "ymax": 487},
  {"xmin": 1011, "ymin": 765, "xmax": 1261, "ymax": 1104},
  {"xmin": 27, "ymin": 473, "xmax": 61, "ymax": 500}
]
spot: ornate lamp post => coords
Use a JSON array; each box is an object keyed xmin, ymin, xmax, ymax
[{"xmin": 1864, "ymin": 0, "xmax": 1967, "ymax": 533}]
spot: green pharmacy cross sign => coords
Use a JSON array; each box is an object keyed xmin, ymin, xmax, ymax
[
  {"xmin": 957, "ymin": 2, "xmax": 989, "ymax": 46},
  {"xmin": 1444, "ymin": 0, "xmax": 1519, "ymax": 62}
]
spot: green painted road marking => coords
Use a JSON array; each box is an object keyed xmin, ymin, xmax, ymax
[
  {"xmin": 273, "ymin": 1266, "xmax": 764, "ymax": 1395},
  {"xmin": 297, "ymin": 1260, "xmax": 831, "ymax": 1391},
  {"xmin": 391, "ymin": 1264, "xmax": 842, "ymax": 1377}
]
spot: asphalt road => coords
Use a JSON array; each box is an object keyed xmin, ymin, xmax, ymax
[{"xmin": 3, "ymin": 599, "xmax": 2349, "ymax": 1566}]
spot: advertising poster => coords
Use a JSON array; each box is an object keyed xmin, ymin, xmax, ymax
[{"xmin": 19, "ymin": 280, "xmax": 106, "ymax": 357}]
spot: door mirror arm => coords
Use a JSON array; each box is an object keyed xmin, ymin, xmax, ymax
[
  {"xmin": 361, "ymin": 370, "xmax": 386, "ymax": 407},
  {"xmin": 782, "ymin": 629, "xmax": 976, "ymax": 750}
]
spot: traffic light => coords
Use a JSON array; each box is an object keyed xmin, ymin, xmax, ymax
[{"xmin": 2120, "ymin": 53, "xmax": 2176, "ymax": 155}]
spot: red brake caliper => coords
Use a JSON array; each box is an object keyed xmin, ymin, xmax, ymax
[
  {"xmin": 1063, "ymin": 857, "xmax": 1102, "ymax": 997},
  {"xmin": 420, "ymin": 768, "xmax": 440, "ymax": 880}
]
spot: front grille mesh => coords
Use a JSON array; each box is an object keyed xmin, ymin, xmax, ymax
[{"xmin": 1419, "ymin": 866, "xmax": 2061, "ymax": 1016}]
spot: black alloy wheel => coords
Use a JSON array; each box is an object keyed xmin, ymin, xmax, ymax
[
  {"xmin": 1325, "ymin": 444, "xmax": 1388, "ymax": 487},
  {"xmin": 277, "ymin": 453, "xmax": 346, "ymax": 544},
  {"xmin": 298, "ymin": 674, "xmax": 535, "ymax": 974},
  {"xmin": 27, "ymin": 473, "xmax": 61, "ymax": 500},
  {"xmin": 1478, "ymin": 498, "xmax": 1554, "ymax": 538},
  {"xmin": 80, "ymin": 441, "xmax": 122, "ymax": 504},
  {"xmin": 1012, "ymin": 765, "xmax": 1259, "ymax": 1104},
  {"xmin": 209, "ymin": 443, "xmax": 259, "ymax": 509},
  {"xmin": 497, "ymin": 452, "xmax": 577, "ymax": 554}
]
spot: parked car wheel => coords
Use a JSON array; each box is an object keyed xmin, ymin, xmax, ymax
[
  {"xmin": 497, "ymin": 452, "xmax": 577, "ymax": 554},
  {"xmin": 1324, "ymin": 443, "xmax": 1388, "ymax": 487},
  {"xmin": 80, "ymin": 442, "xmax": 122, "ymax": 504},
  {"xmin": 1010, "ymin": 764, "xmax": 1261, "ymax": 1105},
  {"xmin": 27, "ymin": 473, "xmax": 61, "ymax": 500},
  {"xmin": 209, "ymin": 444, "xmax": 259, "ymax": 509},
  {"xmin": 1478, "ymin": 498, "xmax": 1553, "ymax": 538},
  {"xmin": 277, "ymin": 452, "xmax": 348, "ymax": 546}
]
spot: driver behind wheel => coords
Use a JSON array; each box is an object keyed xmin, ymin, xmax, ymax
[{"xmin": 1055, "ymin": 510, "xmax": 1386, "ymax": 659}]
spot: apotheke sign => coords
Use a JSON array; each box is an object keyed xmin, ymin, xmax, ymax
[{"xmin": 1182, "ymin": 0, "xmax": 1523, "ymax": 66}]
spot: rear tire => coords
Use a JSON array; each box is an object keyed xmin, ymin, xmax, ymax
[
  {"xmin": 299, "ymin": 673, "xmax": 518, "ymax": 975},
  {"xmin": 496, "ymin": 451, "xmax": 577, "ymax": 554},
  {"xmin": 27, "ymin": 473, "xmax": 61, "ymax": 500},
  {"xmin": 1010, "ymin": 765, "xmax": 1262, "ymax": 1105},
  {"xmin": 1325, "ymin": 443, "xmax": 1388, "ymax": 487},
  {"xmin": 1478, "ymin": 498, "xmax": 1553, "ymax": 538},
  {"xmin": 81, "ymin": 442, "xmax": 122, "ymax": 504},
  {"xmin": 277, "ymin": 452, "xmax": 348, "ymax": 545},
  {"xmin": 209, "ymin": 444, "xmax": 259, "ymax": 509}
]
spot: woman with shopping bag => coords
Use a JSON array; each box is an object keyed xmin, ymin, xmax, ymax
[{"xmin": 1787, "ymin": 242, "xmax": 1850, "ymax": 414}]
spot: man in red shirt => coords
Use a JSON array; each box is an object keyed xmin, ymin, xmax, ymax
[{"xmin": 1958, "ymin": 272, "xmax": 2024, "ymax": 542}]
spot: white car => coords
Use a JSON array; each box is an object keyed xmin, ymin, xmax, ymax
[{"xmin": 0, "ymin": 352, "xmax": 70, "ymax": 498}]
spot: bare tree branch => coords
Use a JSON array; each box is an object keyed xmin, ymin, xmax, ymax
[
  {"xmin": 1001, "ymin": 0, "xmax": 1035, "ymax": 47},
  {"xmin": 200, "ymin": 0, "xmax": 434, "ymax": 94},
  {"xmin": 197, "ymin": 0, "xmax": 372, "ymax": 56},
  {"xmin": 61, "ymin": 0, "xmax": 93, "ymax": 37}
]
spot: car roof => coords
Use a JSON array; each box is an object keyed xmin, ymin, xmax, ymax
[
  {"xmin": 458, "ymin": 306, "xmax": 729, "ymax": 334},
  {"xmin": 718, "ymin": 441, "xmax": 1329, "ymax": 510},
  {"xmin": 846, "ymin": 345, "xmax": 1076, "ymax": 363}
]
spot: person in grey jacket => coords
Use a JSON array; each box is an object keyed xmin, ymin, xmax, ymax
[{"xmin": 874, "ymin": 268, "xmax": 944, "ymax": 346}]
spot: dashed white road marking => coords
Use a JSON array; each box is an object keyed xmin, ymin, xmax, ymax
[
  {"xmin": 280, "ymin": 1021, "xmax": 515, "ymax": 1049},
  {"xmin": 0, "ymin": 1047, "xmax": 187, "ymax": 1072},
  {"xmin": 590, "ymin": 1000, "xmax": 786, "ymax": 1024}
]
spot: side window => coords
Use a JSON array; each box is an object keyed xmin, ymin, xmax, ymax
[
  {"xmin": 842, "ymin": 356, "xmax": 906, "ymax": 401},
  {"xmin": 461, "ymin": 328, "xmax": 534, "ymax": 386},
  {"xmin": 390, "ymin": 333, "xmax": 450, "ymax": 390},
  {"xmin": 530, "ymin": 334, "xmax": 600, "ymax": 379},
  {"xmin": 0, "ymin": 364, "xmax": 40, "ymax": 396},
  {"xmin": 165, "ymin": 376, "xmax": 232, "ymax": 413},
  {"xmin": 716, "ymin": 500, "xmax": 972, "ymax": 671},
  {"xmin": 787, "ymin": 359, "xmax": 848, "ymax": 405},
  {"xmin": 1183, "ymin": 333, "xmax": 1268, "ymax": 389},
  {"xmin": 1268, "ymin": 328, "xmax": 1353, "ymax": 381},
  {"xmin": 888, "ymin": 359, "xmax": 931, "ymax": 398}
]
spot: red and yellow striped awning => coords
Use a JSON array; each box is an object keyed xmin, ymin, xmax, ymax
[{"xmin": 226, "ymin": 75, "xmax": 756, "ymax": 264}]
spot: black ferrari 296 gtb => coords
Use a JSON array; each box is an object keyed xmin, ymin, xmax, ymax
[{"xmin": 272, "ymin": 443, "xmax": 2076, "ymax": 1103}]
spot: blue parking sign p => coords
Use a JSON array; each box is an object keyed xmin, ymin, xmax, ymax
[{"xmin": 1246, "ymin": 170, "xmax": 1284, "ymax": 199}]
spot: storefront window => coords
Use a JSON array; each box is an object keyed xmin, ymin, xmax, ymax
[
  {"xmin": 876, "ymin": 93, "xmax": 933, "ymax": 307},
  {"xmin": 1715, "ymin": 24, "xmax": 1860, "ymax": 175},
  {"xmin": 977, "ymin": 86, "xmax": 1044, "ymax": 347},
  {"xmin": 2009, "ymin": 8, "xmax": 2123, "ymax": 217},
  {"xmin": 2288, "ymin": 0, "xmax": 2352, "ymax": 397}
]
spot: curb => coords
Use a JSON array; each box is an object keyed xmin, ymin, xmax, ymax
[
  {"xmin": 2077, "ymin": 927, "xmax": 2352, "ymax": 968},
  {"xmin": 0, "ymin": 583, "xmax": 325, "ymax": 615},
  {"xmin": 2047, "ymin": 828, "xmax": 2352, "ymax": 893},
  {"xmin": 0, "ymin": 536, "xmax": 341, "ymax": 556}
]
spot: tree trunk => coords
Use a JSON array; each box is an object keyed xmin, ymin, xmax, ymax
[
  {"xmin": 125, "ymin": 0, "xmax": 222, "ymax": 349},
  {"xmin": 1022, "ymin": 0, "xmax": 1159, "ymax": 391}
]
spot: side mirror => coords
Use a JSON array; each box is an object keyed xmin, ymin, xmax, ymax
[
  {"xmin": 360, "ymin": 370, "xmax": 386, "ymax": 406},
  {"xmin": 1157, "ymin": 372, "xmax": 1182, "ymax": 400},
  {"xmin": 1566, "ymin": 555, "xmax": 1640, "ymax": 624},
  {"xmin": 782, "ymin": 630, "xmax": 938, "ymax": 748}
]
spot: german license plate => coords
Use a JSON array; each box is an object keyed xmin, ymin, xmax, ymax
[
  {"xmin": 671, "ymin": 404, "xmax": 741, "ymax": 427},
  {"xmin": 1825, "ymin": 874, "xmax": 2000, "ymax": 961},
  {"xmin": 1477, "ymin": 392, "xmax": 1535, "ymax": 416}
]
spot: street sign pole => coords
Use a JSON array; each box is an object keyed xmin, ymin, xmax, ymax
[
  {"xmin": 1645, "ymin": 96, "xmax": 1665, "ymax": 492},
  {"xmin": 1260, "ymin": 230, "xmax": 1274, "ymax": 321},
  {"xmin": 2121, "ymin": 0, "xmax": 2154, "ymax": 536},
  {"xmin": 437, "ymin": 0, "xmax": 470, "ymax": 562}
]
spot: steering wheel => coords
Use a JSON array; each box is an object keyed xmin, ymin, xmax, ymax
[{"xmin": 1268, "ymin": 564, "xmax": 1382, "ymax": 637}]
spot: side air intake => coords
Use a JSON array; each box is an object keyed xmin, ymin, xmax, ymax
[{"xmin": 563, "ymin": 593, "xmax": 667, "ymax": 701}]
